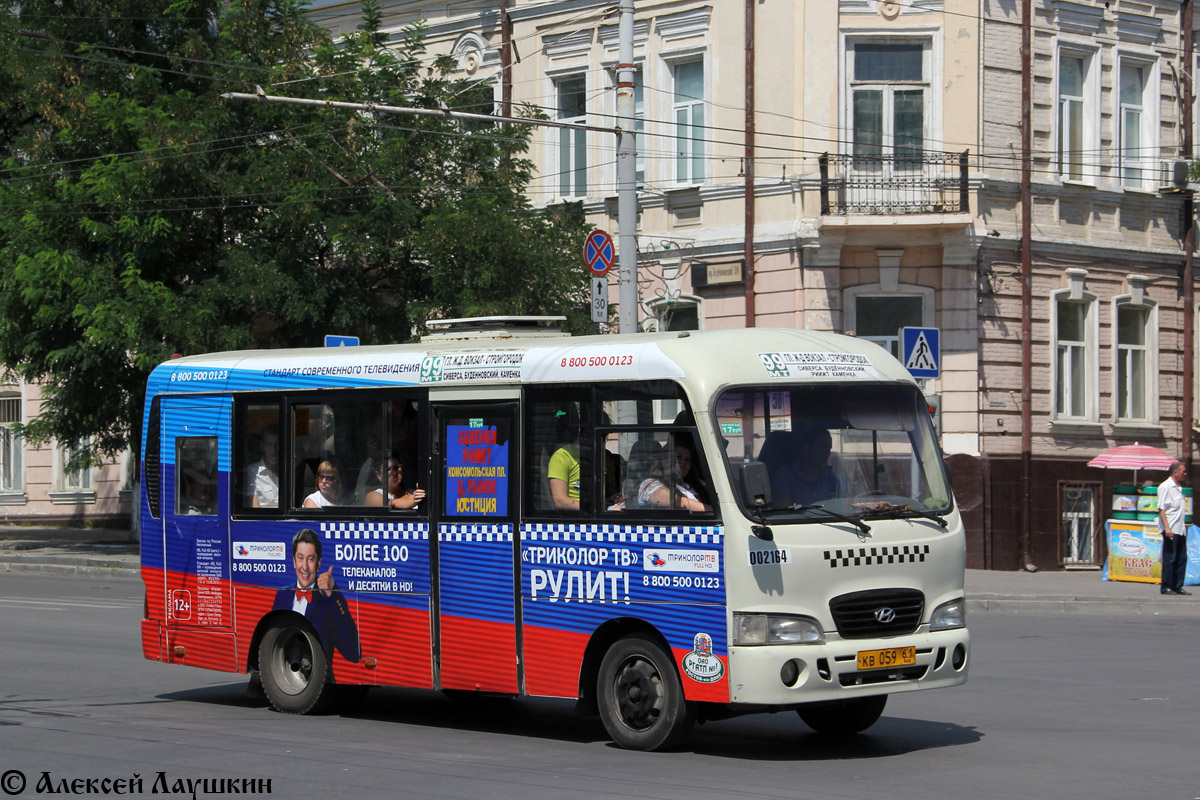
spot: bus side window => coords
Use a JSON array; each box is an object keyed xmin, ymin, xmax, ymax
[
  {"xmin": 526, "ymin": 390, "xmax": 590, "ymax": 515},
  {"xmin": 177, "ymin": 437, "xmax": 218, "ymax": 516},
  {"xmin": 242, "ymin": 404, "xmax": 281, "ymax": 510}
]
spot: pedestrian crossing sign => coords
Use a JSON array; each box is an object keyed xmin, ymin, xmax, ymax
[{"xmin": 901, "ymin": 327, "xmax": 940, "ymax": 378}]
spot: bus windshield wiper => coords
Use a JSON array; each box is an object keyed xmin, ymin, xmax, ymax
[
  {"xmin": 763, "ymin": 503, "xmax": 871, "ymax": 535},
  {"xmin": 857, "ymin": 501, "xmax": 948, "ymax": 528}
]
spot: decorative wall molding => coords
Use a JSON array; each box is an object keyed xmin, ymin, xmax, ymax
[{"xmin": 655, "ymin": 7, "xmax": 711, "ymax": 43}]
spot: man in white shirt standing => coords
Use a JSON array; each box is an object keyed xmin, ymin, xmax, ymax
[{"xmin": 1157, "ymin": 461, "xmax": 1191, "ymax": 596}]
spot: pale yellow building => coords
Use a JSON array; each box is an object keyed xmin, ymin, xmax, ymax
[{"xmin": 309, "ymin": 0, "xmax": 1199, "ymax": 571}]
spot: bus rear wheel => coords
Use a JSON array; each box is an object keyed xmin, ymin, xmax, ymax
[
  {"xmin": 597, "ymin": 634, "xmax": 695, "ymax": 751},
  {"xmin": 797, "ymin": 695, "xmax": 887, "ymax": 735},
  {"xmin": 259, "ymin": 621, "xmax": 330, "ymax": 715}
]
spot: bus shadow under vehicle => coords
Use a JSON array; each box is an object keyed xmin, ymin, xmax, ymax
[{"xmin": 159, "ymin": 682, "xmax": 982, "ymax": 758}]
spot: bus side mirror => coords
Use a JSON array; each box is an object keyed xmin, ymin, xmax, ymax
[
  {"xmin": 741, "ymin": 461, "xmax": 771, "ymax": 506},
  {"xmin": 741, "ymin": 462, "xmax": 773, "ymax": 541}
]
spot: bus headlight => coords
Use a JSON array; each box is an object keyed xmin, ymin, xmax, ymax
[
  {"xmin": 930, "ymin": 598, "xmax": 966, "ymax": 631},
  {"xmin": 734, "ymin": 614, "xmax": 825, "ymax": 645}
]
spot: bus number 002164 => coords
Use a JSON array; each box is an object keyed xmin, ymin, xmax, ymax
[{"xmin": 643, "ymin": 574, "xmax": 720, "ymax": 589}]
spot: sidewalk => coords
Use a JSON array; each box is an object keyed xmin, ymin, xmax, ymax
[{"xmin": 1, "ymin": 525, "xmax": 1197, "ymax": 617}]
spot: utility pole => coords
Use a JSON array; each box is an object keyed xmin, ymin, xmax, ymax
[
  {"xmin": 1019, "ymin": 0, "xmax": 1034, "ymax": 572},
  {"xmin": 743, "ymin": 0, "xmax": 756, "ymax": 328},
  {"xmin": 1183, "ymin": 0, "xmax": 1195, "ymax": 478},
  {"xmin": 616, "ymin": 0, "xmax": 638, "ymax": 334}
]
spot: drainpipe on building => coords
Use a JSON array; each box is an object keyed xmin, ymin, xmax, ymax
[
  {"xmin": 1020, "ymin": 0, "xmax": 1035, "ymax": 571},
  {"xmin": 500, "ymin": 0, "xmax": 513, "ymax": 118},
  {"xmin": 743, "ymin": 0, "xmax": 756, "ymax": 328},
  {"xmin": 1183, "ymin": 0, "xmax": 1195, "ymax": 477}
]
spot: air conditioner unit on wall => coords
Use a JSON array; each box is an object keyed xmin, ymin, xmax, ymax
[{"xmin": 1159, "ymin": 159, "xmax": 1192, "ymax": 192}]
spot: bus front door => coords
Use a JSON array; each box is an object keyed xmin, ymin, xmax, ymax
[
  {"xmin": 159, "ymin": 397, "xmax": 236, "ymax": 671},
  {"xmin": 433, "ymin": 402, "xmax": 520, "ymax": 693}
]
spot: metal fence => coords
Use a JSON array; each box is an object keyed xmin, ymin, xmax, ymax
[{"xmin": 819, "ymin": 151, "xmax": 969, "ymax": 216}]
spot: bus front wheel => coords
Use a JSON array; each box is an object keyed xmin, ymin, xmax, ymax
[
  {"xmin": 797, "ymin": 695, "xmax": 887, "ymax": 734},
  {"xmin": 597, "ymin": 634, "xmax": 695, "ymax": 751},
  {"xmin": 259, "ymin": 621, "xmax": 330, "ymax": 714}
]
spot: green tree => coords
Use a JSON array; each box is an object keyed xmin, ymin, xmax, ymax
[{"xmin": 0, "ymin": 0, "xmax": 592, "ymax": 464}]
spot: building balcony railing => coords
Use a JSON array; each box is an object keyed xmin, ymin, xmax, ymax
[{"xmin": 819, "ymin": 150, "xmax": 969, "ymax": 216}]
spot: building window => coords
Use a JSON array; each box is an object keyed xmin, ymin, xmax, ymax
[
  {"xmin": 848, "ymin": 41, "xmax": 928, "ymax": 171},
  {"xmin": 1051, "ymin": 292, "xmax": 1098, "ymax": 421},
  {"xmin": 853, "ymin": 295, "xmax": 924, "ymax": 359},
  {"xmin": 0, "ymin": 396, "xmax": 21, "ymax": 492},
  {"xmin": 58, "ymin": 440, "xmax": 92, "ymax": 492},
  {"xmin": 1056, "ymin": 47, "xmax": 1097, "ymax": 183},
  {"xmin": 1118, "ymin": 58, "xmax": 1156, "ymax": 190},
  {"xmin": 1114, "ymin": 296, "xmax": 1157, "ymax": 423},
  {"xmin": 1059, "ymin": 482, "xmax": 1099, "ymax": 566},
  {"xmin": 672, "ymin": 60, "xmax": 705, "ymax": 183},
  {"xmin": 556, "ymin": 75, "xmax": 587, "ymax": 197}
]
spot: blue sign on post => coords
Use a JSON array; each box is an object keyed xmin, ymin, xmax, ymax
[
  {"xmin": 324, "ymin": 335, "xmax": 359, "ymax": 347},
  {"xmin": 901, "ymin": 327, "xmax": 940, "ymax": 379}
]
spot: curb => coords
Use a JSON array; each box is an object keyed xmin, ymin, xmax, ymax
[
  {"xmin": 0, "ymin": 555, "xmax": 141, "ymax": 580},
  {"xmin": 967, "ymin": 597, "xmax": 1200, "ymax": 617}
]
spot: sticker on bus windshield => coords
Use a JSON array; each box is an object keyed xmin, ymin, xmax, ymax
[
  {"xmin": 757, "ymin": 352, "xmax": 880, "ymax": 380},
  {"xmin": 445, "ymin": 425, "xmax": 509, "ymax": 516}
]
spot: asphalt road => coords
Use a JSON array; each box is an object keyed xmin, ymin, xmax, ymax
[{"xmin": 0, "ymin": 572, "xmax": 1196, "ymax": 800}]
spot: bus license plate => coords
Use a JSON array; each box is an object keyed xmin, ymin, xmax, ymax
[{"xmin": 856, "ymin": 646, "xmax": 916, "ymax": 671}]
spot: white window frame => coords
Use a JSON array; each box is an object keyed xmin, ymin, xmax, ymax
[
  {"xmin": 1059, "ymin": 481, "xmax": 1100, "ymax": 566},
  {"xmin": 548, "ymin": 70, "xmax": 589, "ymax": 199},
  {"xmin": 659, "ymin": 49, "xmax": 707, "ymax": 186},
  {"xmin": 1116, "ymin": 53, "xmax": 1159, "ymax": 191},
  {"xmin": 1050, "ymin": 289, "xmax": 1099, "ymax": 423},
  {"xmin": 0, "ymin": 394, "xmax": 23, "ymax": 496},
  {"xmin": 1054, "ymin": 42, "xmax": 1100, "ymax": 185},
  {"xmin": 53, "ymin": 438, "xmax": 94, "ymax": 499},
  {"xmin": 839, "ymin": 29, "xmax": 942, "ymax": 171},
  {"xmin": 1111, "ymin": 295, "xmax": 1158, "ymax": 424},
  {"xmin": 843, "ymin": 283, "xmax": 936, "ymax": 360}
]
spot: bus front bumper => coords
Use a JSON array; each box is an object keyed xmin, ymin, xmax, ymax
[{"xmin": 725, "ymin": 626, "xmax": 969, "ymax": 705}]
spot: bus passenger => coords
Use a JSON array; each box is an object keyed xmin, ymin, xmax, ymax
[
  {"xmin": 246, "ymin": 430, "xmax": 280, "ymax": 508},
  {"xmin": 629, "ymin": 439, "xmax": 710, "ymax": 513},
  {"xmin": 304, "ymin": 460, "xmax": 344, "ymax": 508},
  {"xmin": 770, "ymin": 427, "xmax": 840, "ymax": 508},
  {"xmin": 548, "ymin": 410, "xmax": 581, "ymax": 511},
  {"xmin": 673, "ymin": 436, "xmax": 712, "ymax": 507},
  {"xmin": 365, "ymin": 453, "xmax": 425, "ymax": 509}
]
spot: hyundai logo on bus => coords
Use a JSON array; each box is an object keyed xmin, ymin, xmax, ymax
[{"xmin": 874, "ymin": 607, "xmax": 897, "ymax": 624}]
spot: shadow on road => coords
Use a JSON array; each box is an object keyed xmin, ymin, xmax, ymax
[{"xmin": 159, "ymin": 681, "xmax": 982, "ymax": 760}]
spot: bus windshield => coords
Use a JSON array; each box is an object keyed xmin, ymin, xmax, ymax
[{"xmin": 716, "ymin": 383, "xmax": 952, "ymax": 522}]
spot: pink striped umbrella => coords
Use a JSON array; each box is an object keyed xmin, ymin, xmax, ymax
[{"xmin": 1086, "ymin": 443, "xmax": 1177, "ymax": 471}]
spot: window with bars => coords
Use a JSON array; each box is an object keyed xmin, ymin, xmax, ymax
[
  {"xmin": 0, "ymin": 397, "xmax": 20, "ymax": 492},
  {"xmin": 1059, "ymin": 482, "xmax": 1099, "ymax": 565}
]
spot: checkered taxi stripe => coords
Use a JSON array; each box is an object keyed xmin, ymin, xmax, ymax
[{"xmin": 825, "ymin": 545, "xmax": 930, "ymax": 568}]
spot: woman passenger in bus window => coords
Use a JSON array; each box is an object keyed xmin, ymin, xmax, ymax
[
  {"xmin": 365, "ymin": 453, "xmax": 425, "ymax": 510},
  {"xmin": 672, "ymin": 435, "xmax": 712, "ymax": 507},
  {"xmin": 304, "ymin": 460, "xmax": 344, "ymax": 508},
  {"xmin": 630, "ymin": 439, "xmax": 710, "ymax": 513}
]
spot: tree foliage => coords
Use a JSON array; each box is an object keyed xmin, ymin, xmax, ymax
[{"xmin": 0, "ymin": 0, "xmax": 592, "ymax": 463}]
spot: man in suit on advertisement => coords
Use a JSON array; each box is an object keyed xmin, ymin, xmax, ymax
[{"xmin": 273, "ymin": 528, "xmax": 361, "ymax": 670}]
